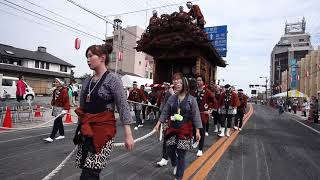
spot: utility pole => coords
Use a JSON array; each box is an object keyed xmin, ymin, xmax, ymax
[
  {"xmin": 113, "ymin": 16, "xmax": 122, "ymax": 75},
  {"xmin": 260, "ymin": 76, "xmax": 268, "ymax": 104}
]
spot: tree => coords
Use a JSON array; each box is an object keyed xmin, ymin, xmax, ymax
[{"xmin": 78, "ymin": 73, "xmax": 91, "ymax": 80}]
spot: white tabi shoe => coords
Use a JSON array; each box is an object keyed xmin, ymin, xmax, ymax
[
  {"xmin": 205, "ymin": 132, "xmax": 209, "ymax": 136},
  {"xmin": 234, "ymin": 126, "xmax": 238, "ymax": 130},
  {"xmin": 138, "ymin": 124, "xmax": 144, "ymax": 128},
  {"xmin": 55, "ymin": 136, "xmax": 65, "ymax": 140},
  {"xmin": 44, "ymin": 137, "xmax": 53, "ymax": 142},
  {"xmin": 134, "ymin": 127, "xmax": 138, "ymax": 130},
  {"xmin": 213, "ymin": 125, "xmax": 218, "ymax": 133},
  {"xmin": 226, "ymin": 128, "xmax": 231, "ymax": 137},
  {"xmin": 156, "ymin": 158, "xmax": 168, "ymax": 167},
  {"xmin": 218, "ymin": 128, "xmax": 225, "ymax": 137},
  {"xmin": 196, "ymin": 150, "xmax": 203, "ymax": 157}
]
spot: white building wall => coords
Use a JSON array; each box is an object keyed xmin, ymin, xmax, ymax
[{"xmin": 108, "ymin": 25, "xmax": 152, "ymax": 78}]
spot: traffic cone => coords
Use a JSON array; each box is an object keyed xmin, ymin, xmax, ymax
[
  {"xmin": 34, "ymin": 105, "xmax": 41, "ymax": 117},
  {"xmin": 64, "ymin": 110, "xmax": 72, "ymax": 124},
  {"xmin": 3, "ymin": 106, "xmax": 12, "ymax": 128}
]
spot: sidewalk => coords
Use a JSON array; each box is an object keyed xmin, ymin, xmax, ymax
[
  {"xmin": 284, "ymin": 110, "xmax": 320, "ymax": 133},
  {"xmin": 285, "ymin": 110, "xmax": 308, "ymax": 121},
  {"xmin": 2, "ymin": 106, "xmax": 137, "ymax": 130},
  {"xmin": 1, "ymin": 106, "xmax": 79, "ymax": 129}
]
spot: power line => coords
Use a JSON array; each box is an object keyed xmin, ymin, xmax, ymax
[
  {"xmin": 0, "ymin": 7, "xmax": 63, "ymax": 33},
  {"xmin": 0, "ymin": 1, "xmax": 101, "ymax": 41},
  {"xmin": 3, "ymin": 0, "xmax": 104, "ymax": 40},
  {"xmin": 0, "ymin": 1, "xmax": 137, "ymax": 53},
  {"xmin": 105, "ymin": 0, "xmax": 199, "ymax": 17},
  {"xmin": 20, "ymin": 0, "xmax": 101, "ymax": 35},
  {"xmin": 65, "ymin": 0, "xmax": 141, "ymax": 40}
]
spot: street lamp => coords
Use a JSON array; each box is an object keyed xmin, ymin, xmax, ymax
[
  {"xmin": 259, "ymin": 76, "xmax": 268, "ymax": 104},
  {"xmin": 113, "ymin": 16, "xmax": 122, "ymax": 75}
]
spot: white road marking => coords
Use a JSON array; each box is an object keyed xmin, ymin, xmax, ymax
[
  {"xmin": 0, "ymin": 129, "xmax": 74, "ymax": 144},
  {"xmin": 292, "ymin": 118, "xmax": 320, "ymax": 135}
]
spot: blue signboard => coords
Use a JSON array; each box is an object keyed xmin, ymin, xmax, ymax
[
  {"xmin": 204, "ymin": 25, "xmax": 228, "ymax": 57},
  {"xmin": 290, "ymin": 59, "xmax": 297, "ymax": 89}
]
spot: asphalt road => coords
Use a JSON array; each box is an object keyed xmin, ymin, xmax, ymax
[
  {"xmin": 209, "ymin": 105, "xmax": 320, "ymax": 180},
  {"xmin": 1, "ymin": 105, "xmax": 319, "ymax": 180}
]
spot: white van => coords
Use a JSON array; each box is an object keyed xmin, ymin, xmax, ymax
[{"xmin": 0, "ymin": 76, "xmax": 35, "ymax": 101}]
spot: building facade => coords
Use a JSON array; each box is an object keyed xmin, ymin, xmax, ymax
[
  {"xmin": 279, "ymin": 48, "xmax": 320, "ymax": 98},
  {"xmin": 298, "ymin": 49, "xmax": 320, "ymax": 97},
  {"xmin": 270, "ymin": 18, "xmax": 313, "ymax": 94},
  {"xmin": 107, "ymin": 25, "xmax": 154, "ymax": 78},
  {"xmin": 0, "ymin": 44, "xmax": 75, "ymax": 95}
]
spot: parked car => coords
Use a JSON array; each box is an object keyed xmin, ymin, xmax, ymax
[{"xmin": 0, "ymin": 76, "xmax": 35, "ymax": 101}]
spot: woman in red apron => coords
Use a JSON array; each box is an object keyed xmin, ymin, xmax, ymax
[
  {"xmin": 154, "ymin": 72, "xmax": 202, "ymax": 180},
  {"xmin": 74, "ymin": 44, "xmax": 134, "ymax": 180}
]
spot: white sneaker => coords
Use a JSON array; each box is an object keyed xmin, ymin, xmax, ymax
[
  {"xmin": 134, "ymin": 127, "xmax": 138, "ymax": 130},
  {"xmin": 44, "ymin": 137, "xmax": 53, "ymax": 142},
  {"xmin": 55, "ymin": 136, "xmax": 65, "ymax": 140},
  {"xmin": 234, "ymin": 126, "xmax": 238, "ymax": 130},
  {"xmin": 156, "ymin": 158, "xmax": 168, "ymax": 166},
  {"xmin": 226, "ymin": 128, "xmax": 231, "ymax": 137},
  {"xmin": 138, "ymin": 124, "xmax": 143, "ymax": 128},
  {"xmin": 239, "ymin": 128, "xmax": 242, "ymax": 131},
  {"xmin": 196, "ymin": 150, "xmax": 203, "ymax": 157},
  {"xmin": 218, "ymin": 128, "xmax": 225, "ymax": 137},
  {"xmin": 173, "ymin": 166, "xmax": 177, "ymax": 175},
  {"xmin": 205, "ymin": 132, "xmax": 209, "ymax": 136}
]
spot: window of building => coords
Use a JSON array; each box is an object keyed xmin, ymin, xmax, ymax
[
  {"xmin": 41, "ymin": 61, "xmax": 45, "ymax": 69},
  {"xmin": 150, "ymin": 72, "xmax": 153, "ymax": 79},
  {"xmin": 60, "ymin": 65, "xmax": 67, "ymax": 72},
  {"xmin": 0, "ymin": 57, "xmax": 8, "ymax": 64},
  {"xmin": 2, "ymin": 79, "xmax": 13, "ymax": 86},
  {"xmin": 139, "ymin": 61, "xmax": 141, "ymax": 65},
  {"xmin": 46, "ymin": 62, "xmax": 49, "ymax": 69},
  {"xmin": 35, "ymin": 60, "xmax": 39, "ymax": 68},
  {"xmin": 109, "ymin": 52, "xmax": 116, "ymax": 62},
  {"xmin": 299, "ymin": 39, "xmax": 304, "ymax": 42}
]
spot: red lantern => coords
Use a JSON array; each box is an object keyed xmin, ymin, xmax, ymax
[
  {"xmin": 118, "ymin": 52, "xmax": 123, "ymax": 61},
  {"xmin": 75, "ymin": 38, "xmax": 81, "ymax": 50}
]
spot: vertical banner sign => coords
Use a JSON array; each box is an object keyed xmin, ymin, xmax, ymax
[
  {"xmin": 204, "ymin": 25, "xmax": 228, "ymax": 57},
  {"xmin": 290, "ymin": 58, "xmax": 297, "ymax": 89}
]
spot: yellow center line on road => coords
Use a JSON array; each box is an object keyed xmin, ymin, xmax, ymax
[
  {"xmin": 183, "ymin": 104, "xmax": 254, "ymax": 179},
  {"xmin": 190, "ymin": 105, "xmax": 254, "ymax": 180}
]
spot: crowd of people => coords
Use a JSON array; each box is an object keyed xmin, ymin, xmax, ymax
[
  {"xmin": 127, "ymin": 72, "xmax": 248, "ymax": 179},
  {"xmin": 275, "ymin": 96, "xmax": 319, "ymax": 123},
  {"xmin": 40, "ymin": 42, "xmax": 248, "ymax": 180}
]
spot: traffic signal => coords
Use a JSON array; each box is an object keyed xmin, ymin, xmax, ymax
[{"xmin": 249, "ymin": 84, "xmax": 254, "ymax": 88}]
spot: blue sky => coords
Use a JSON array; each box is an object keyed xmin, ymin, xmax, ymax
[{"xmin": 0, "ymin": 0, "xmax": 319, "ymax": 94}]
